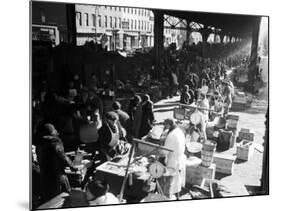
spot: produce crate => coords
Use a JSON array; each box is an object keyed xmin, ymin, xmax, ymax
[
  {"xmin": 213, "ymin": 154, "xmax": 236, "ymax": 175},
  {"xmin": 185, "ymin": 163, "xmax": 216, "ymax": 186},
  {"xmin": 237, "ymin": 140, "xmax": 254, "ymax": 161},
  {"xmin": 237, "ymin": 129, "xmax": 254, "ymax": 142}
]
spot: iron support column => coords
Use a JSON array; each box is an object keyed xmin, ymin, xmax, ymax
[
  {"xmin": 153, "ymin": 10, "xmax": 164, "ymax": 80},
  {"xmin": 248, "ymin": 17, "xmax": 261, "ymax": 93}
]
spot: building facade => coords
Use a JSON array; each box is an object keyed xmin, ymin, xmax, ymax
[
  {"xmin": 32, "ymin": 1, "xmax": 71, "ymax": 46},
  {"xmin": 75, "ymin": 5, "xmax": 154, "ymax": 50}
]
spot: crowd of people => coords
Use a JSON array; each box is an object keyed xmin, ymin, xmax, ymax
[
  {"xmin": 32, "ymin": 38, "xmax": 258, "ymax": 208},
  {"xmin": 32, "ymin": 71, "xmax": 157, "ymax": 207}
]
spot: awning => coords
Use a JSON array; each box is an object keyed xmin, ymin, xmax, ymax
[
  {"xmin": 124, "ymin": 32, "xmax": 139, "ymax": 37},
  {"xmin": 105, "ymin": 32, "xmax": 113, "ymax": 36}
]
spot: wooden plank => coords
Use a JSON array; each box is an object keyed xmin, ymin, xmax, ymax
[
  {"xmin": 132, "ymin": 138, "xmax": 173, "ymax": 152},
  {"xmin": 179, "ymin": 103, "xmax": 216, "ymax": 112}
]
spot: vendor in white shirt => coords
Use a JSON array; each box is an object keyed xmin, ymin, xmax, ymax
[{"xmin": 159, "ymin": 118, "xmax": 187, "ymax": 199}]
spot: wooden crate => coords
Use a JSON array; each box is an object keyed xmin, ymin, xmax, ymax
[
  {"xmin": 213, "ymin": 154, "xmax": 236, "ymax": 175},
  {"xmin": 237, "ymin": 140, "xmax": 254, "ymax": 161},
  {"xmin": 238, "ymin": 131, "xmax": 254, "ymax": 142},
  {"xmin": 226, "ymin": 114, "xmax": 239, "ymax": 129},
  {"xmin": 185, "ymin": 163, "xmax": 216, "ymax": 186},
  {"xmin": 240, "ymin": 128, "xmax": 250, "ymax": 133}
]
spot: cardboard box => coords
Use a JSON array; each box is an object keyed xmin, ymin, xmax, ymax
[
  {"xmin": 213, "ymin": 154, "xmax": 236, "ymax": 175},
  {"xmin": 237, "ymin": 140, "xmax": 254, "ymax": 161},
  {"xmin": 238, "ymin": 131, "xmax": 254, "ymax": 142}
]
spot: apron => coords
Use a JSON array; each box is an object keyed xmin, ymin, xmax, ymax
[
  {"xmin": 161, "ymin": 128, "xmax": 187, "ymax": 197},
  {"xmin": 103, "ymin": 123, "xmax": 120, "ymax": 160}
]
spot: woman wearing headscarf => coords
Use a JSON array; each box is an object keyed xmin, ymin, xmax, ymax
[{"xmin": 97, "ymin": 111, "xmax": 130, "ymax": 162}]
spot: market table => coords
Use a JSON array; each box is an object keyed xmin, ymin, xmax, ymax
[{"xmin": 94, "ymin": 157, "xmax": 150, "ymax": 203}]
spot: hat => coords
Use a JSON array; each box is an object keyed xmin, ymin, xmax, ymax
[
  {"xmin": 213, "ymin": 117, "xmax": 226, "ymax": 129},
  {"xmin": 105, "ymin": 111, "xmax": 119, "ymax": 121}
]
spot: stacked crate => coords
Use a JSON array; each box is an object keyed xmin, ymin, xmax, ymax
[
  {"xmin": 236, "ymin": 128, "xmax": 255, "ymax": 161},
  {"xmin": 185, "ymin": 163, "xmax": 216, "ymax": 186},
  {"xmin": 226, "ymin": 114, "xmax": 239, "ymax": 148},
  {"xmin": 213, "ymin": 154, "xmax": 236, "ymax": 175},
  {"xmin": 231, "ymin": 92, "xmax": 248, "ymax": 111}
]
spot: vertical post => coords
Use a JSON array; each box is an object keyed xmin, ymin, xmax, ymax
[
  {"xmin": 153, "ymin": 10, "xmax": 164, "ymax": 80},
  {"xmin": 261, "ymin": 108, "xmax": 269, "ymax": 194},
  {"xmin": 200, "ymin": 26, "xmax": 210, "ymax": 58},
  {"xmin": 119, "ymin": 142, "xmax": 136, "ymax": 202},
  {"xmin": 66, "ymin": 4, "xmax": 77, "ymax": 45},
  {"xmin": 185, "ymin": 23, "xmax": 191, "ymax": 44},
  {"xmin": 248, "ymin": 17, "xmax": 261, "ymax": 93}
]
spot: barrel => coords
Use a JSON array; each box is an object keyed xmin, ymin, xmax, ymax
[{"xmin": 201, "ymin": 140, "xmax": 217, "ymax": 167}]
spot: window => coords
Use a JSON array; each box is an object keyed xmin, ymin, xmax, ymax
[
  {"xmin": 138, "ymin": 20, "xmax": 140, "ymax": 30},
  {"xmin": 123, "ymin": 7, "xmax": 126, "ymax": 12},
  {"xmin": 76, "ymin": 12, "xmax": 82, "ymax": 26},
  {"xmin": 84, "ymin": 13, "xmax": 89, "ymax": 26},
  {"xmin": 110, "ymin": 16, "xmax": 112, "ymax": 28},
  {"xmin": 135, "ymin": 8, "xmax": 137, "ymax": 14},
  {"xmin": 131, "ymin": 19, "xmax": 133, "ymax": 29},
  {"xmin": 119, "ymin": 7, "xmax": 121, "ymax": 11},
  {"xmin": 40, "ymin": 8, "xmax": 46, "ymax": 23},
  {"xmin": 92, "ymin": 14, "xmax": 96, "ymax": 27},
  {"xmin": 114, "ymin": 17, "xmax": 117, "ymax": 28},
  {"xmin": 135, "ymin": 20, "xmax": 137, "ymax": 30},
  {"xmin": 119, "ymin": 18, "xmax": 121, "ymax": 28},
  {"xmin": 104, "ymin": 16, "xmax": 107, "ymax": 27},
  {"xmin": 98, "ymin": 15, "xmax": 101, "ymax": 27},
  {"xmin": 138, "ymin": 9, "xmax": 140, "ymax": 15}
]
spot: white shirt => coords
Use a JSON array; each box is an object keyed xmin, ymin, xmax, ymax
[{"xmin": 163, "ymin": 127, "xmax": 187, "ymax": 195}]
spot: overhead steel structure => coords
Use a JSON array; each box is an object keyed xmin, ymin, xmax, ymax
[
  {"xmin": 152, "ymin": 9, "xmax": 262, "ymax": 90},
  {"xmin": 152, "ymin": 9, "xmax": 267, "ymax": 193}
]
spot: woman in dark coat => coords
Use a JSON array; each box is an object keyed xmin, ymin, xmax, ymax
[
  {"xmin": 139, "ymin": 94, "xmax": 155, "ymax": 138},
  {"xmin": 35, "ymin": 123, "xmax": 77, "ymax": 203}
]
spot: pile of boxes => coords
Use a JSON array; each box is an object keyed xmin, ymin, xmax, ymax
[{"xmin": 185, "ymin": 126, "xmax": 255, "ymax": 187}]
